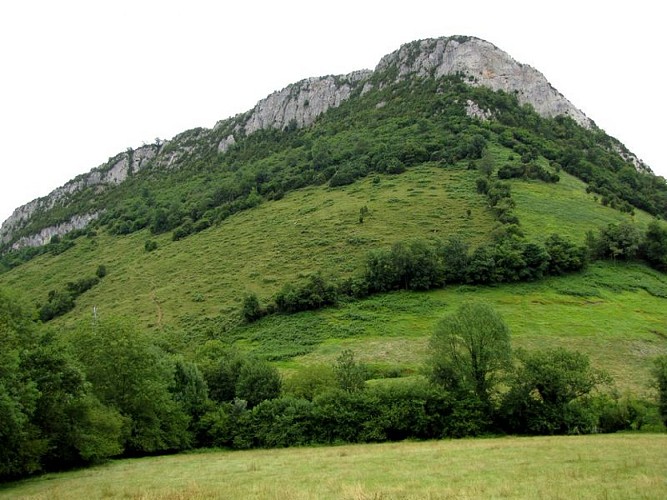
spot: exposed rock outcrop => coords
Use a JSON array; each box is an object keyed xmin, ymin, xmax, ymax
[
  {"xmin": 1, "ymin": 144, "xmax": 158, "ymax": 246},
  {"xmin": 10, "ymin": 213, "xmax": 99, "ymax": 249},
  {"xmin": 243, "ymin": 71, "xmax": 372, "ymax": 134},
  {"xmin": 465, "ymin": 99, "xmax": 493, "ymax": 121}
]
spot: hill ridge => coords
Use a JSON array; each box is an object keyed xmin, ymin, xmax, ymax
[{"xmin": 0, "ymin": 35, "xmax": 649, "ymax": 248}]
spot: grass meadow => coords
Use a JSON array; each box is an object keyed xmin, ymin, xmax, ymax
[
  {"xmin": 2, "ymin": 434, "xmax": 665, "ymax": 499},
  {"xmin": 238, "ymin": 261, "xmax": 667, "ymax": 394}
]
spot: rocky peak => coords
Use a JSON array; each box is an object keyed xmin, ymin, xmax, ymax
[
  {"xmin": 216, "ymin": 70, "xmax": 372, "ymax": 153},
  {"xmin": 376, "ymin": 36, "xmax": 591, "ymax": 128}
]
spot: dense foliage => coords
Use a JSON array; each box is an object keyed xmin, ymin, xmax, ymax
[{"xmin": 1, "ymin": 288, "xmax": 664, "ymax": 481}]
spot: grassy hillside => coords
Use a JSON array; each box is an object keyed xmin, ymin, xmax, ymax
[
  {"xmin": 0, "ymin": 165, "xmax": 494, "ymax": 329},
  {"xmin": 234, "ymin": 261, "xmax": 667, "ymax": 394},
  {"xmin": 0, "ymin": 156, "xmax": 656, "ymax": 331},
  {"xmin": 511, "ymin": 166, "xmax": 656, "ymax": 242},
  {"xmin": 3, "ymin": 434, "xmax": 666, "ymax": 499},
  {"xmin": 1, "ymin": 156, "xmax": 665, "ymax": 393}
]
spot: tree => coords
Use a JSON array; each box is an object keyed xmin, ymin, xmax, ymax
[
  {"xmin": 544, "ymin": 233, "xmax": 587, "ymax": 275},
  {"xmin": 198, "ymin": 343, "xmax": 246, "ymax": 403},
  {"xmin": 334, "ymin": 349, "xmax": 367, "ymax": 393},
  {"xmin": 241, "ymin": 293, "xmax": 263, "ymax": 323},
  {"xmin": 1, "ymin": 289, "xmax": 122, "ymax": 479},
  {"xmin": 653, "ymin": 355, "xmax": 667, "ymax": 426},
  {"xmin": 20, "ymin": 346, "xmax": 123, "ymax": 470},
  {"xmin": 501, "ymin": 348, "xmax": 610, "ymax": 434},
  {"xmin": 438, "ymin": 237, "xmax": 469, "ymax": 284},
  {"xmin": 68, "ymin": 318, "xmax": 191, "ymax": 453},
  {"xmin": 235, "ymin": 359, "xmax": 282, "ymax": 408},
  {"xmin": 641, "ymin": 220, "xmax": 667, "ymax": 271},
  {"xmin": 429, "ymin": 302, "xmax": 511, "ymax": 405},
  {"xmin": 591, "ymin": 222, "xmax": 641, "ymax": 261},
  {"xmin": 0, "ymin": 289, "xmax": 42, "ymax": 478}
]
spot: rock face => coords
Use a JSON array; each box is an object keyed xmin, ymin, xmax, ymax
[
  {"xmin": 0, "ymin": 144, "xmax": 158, "ymax": 246},
  {"xmin": 242, "ymin": 71, "xmax": 372, "ymax": 134},
  {"xmin": 10, "ymin": 213, "xmax": 99, "ymax": 249},
  {"xmin": 376, "ymin": 37, "xmax": 591, "ymax": 127},
  {"xmin": 1, "ymin": 35, "xmax": 637, "ymax": 249}
]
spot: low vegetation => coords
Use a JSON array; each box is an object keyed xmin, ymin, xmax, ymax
[{"xmin": 2, "ymin": 434, "xmax": 666, "ymax": 499}]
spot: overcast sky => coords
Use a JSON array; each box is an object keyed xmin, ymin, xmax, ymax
[{"xmin": 0, "ymin": 0, "xmax": 663, "ymax": 224}]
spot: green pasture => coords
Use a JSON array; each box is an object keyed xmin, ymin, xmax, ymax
[{"xmin": 3, "ymin": 434, "xmax": 665, "ymax": 499}]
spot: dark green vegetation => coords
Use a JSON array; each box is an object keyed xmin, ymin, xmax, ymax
[{"xmin": 1, "ymin": 64, "xmax": 667, "ymax": 483}]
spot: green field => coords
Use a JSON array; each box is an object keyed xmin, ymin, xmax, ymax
[
  {"xmin": 2, "ymin": 434, "xmax": 665, "ymax": 499},
  {"xmin": 511, "ymin": 166, "xmax": 654, "ymax": 243}
]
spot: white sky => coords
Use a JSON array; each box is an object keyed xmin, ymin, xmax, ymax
[{"xmin": 0, "ymin": 0, "xmax": 664, "ymax": 224}]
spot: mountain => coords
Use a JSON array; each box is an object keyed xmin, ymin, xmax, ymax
[
  {"xmin": 1, "ymin": 35, "xmax": 656, "ymax": 249},
  {"xmin": 0, "ymin": 34, "xmax": 666, "ymax": 377},
  {"xmin": 2, "ymin": 35, "xmax": 667, "ymax": 479}
]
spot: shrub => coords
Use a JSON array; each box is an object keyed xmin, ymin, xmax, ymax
[
  {"xmin": 274, "ymin": 274, "xmax": 337, "ymax": 313},
  {"xmin": 241, "ymin": 293, "xmax": 264, "ymax": 323},
  {"xmin": 95, "ymin": 265, "xmax": 107, "ymax": 279},
  {"xmin": 654, "ymin": 355, "xmax": 667, "ymax": 427},
  {"xmin": 500, "ymin": 348, "xmax": 610, "ymax": 435}
]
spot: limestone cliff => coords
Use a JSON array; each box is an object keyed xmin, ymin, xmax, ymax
[
  {"xmin": 0, "ymin": 144, "xmax": 158, "ymax": 246},
  {"xmin": 375, "ymin": 36, "xmax": 591, "ymax": 127}
]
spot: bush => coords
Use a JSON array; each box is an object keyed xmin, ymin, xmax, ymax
[
  {"xmin": 95, "ymin": 265, "xmax": 107, "ymax": 279},
  {"xmin": 241, "ymin": 293, "xmax": 264, "ymax": 323},
  {"xmin": 235, "ymin": 360, "xmax": 282, "ymax": 409},
  {"xmin": 274, "ymin": 274, "xmax": 337, "ymax": 313},
  {"xmin": 39, "ymin": 290, "xmax": 75, "ymax": 322},
  {"xmin": 500, "ymin": 348, "xmax": 610, "ymax": 435},
  {"xmin": 654, "ymin": 355, "xmax": 667, "ymax": 427}
]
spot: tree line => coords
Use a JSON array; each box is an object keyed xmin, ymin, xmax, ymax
[
  {"xmin": 243, "ymin": 217, "xmax": 667, "ymax": 322},
  {"xmin": 2, "ymin": 290, "xmax": 666, "ymax": 481}
]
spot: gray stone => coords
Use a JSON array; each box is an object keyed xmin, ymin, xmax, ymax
[{"xmin": 376, "ymin": 37, "xmax": 591, "ymax": 127}]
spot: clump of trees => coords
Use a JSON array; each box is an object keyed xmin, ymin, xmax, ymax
[
  {"xmin": 38, "ymin": 268, "xmax": 107, "ymax": 322},
  {"xmin": 243, "ymin": 233, "xmax": 588, "ymax": 322},
  {"xmin": 497, "ymin": 162, "xmax": 559, "ymax": 183},
  {"xmin": 1, "ymin": 290, "xmax": 123, "ymax": 479}
]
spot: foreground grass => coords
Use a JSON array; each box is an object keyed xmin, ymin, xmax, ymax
[{"xmin": 2, "ymin": 434, "xmax": 666, "ymax": 499}]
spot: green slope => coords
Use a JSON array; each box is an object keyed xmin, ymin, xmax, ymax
[
  {"xmin": 1, "ymin": 72, "xmax": 666, "ymax": 394},
  {"xmin": 0, "ymin": 165, "xmax": 494, "ymax": 330},
  {"xmin": 232, "ymin": 261, "xmax": 667, "ymax": 394},
  {"xmin": 2, "ymin": 164, "xmax": 665, "ymax": 393}
]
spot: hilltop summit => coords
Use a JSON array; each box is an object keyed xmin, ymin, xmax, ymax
[{"xmin": 0, "ymin": 36, "xmax": 651, "ymax": 248}]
